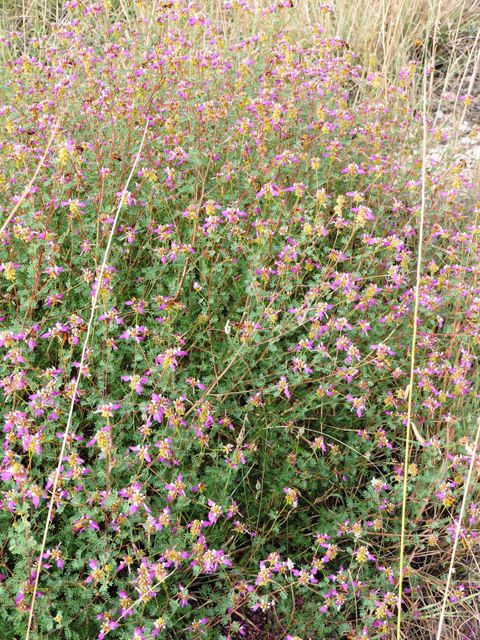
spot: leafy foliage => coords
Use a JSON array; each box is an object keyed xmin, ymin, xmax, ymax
[{"xmin": 0, "ymin": 3, "xmax": 480, "ymax": 640}]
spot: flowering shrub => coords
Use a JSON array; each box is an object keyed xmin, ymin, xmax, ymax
[{"xmin": 0, "ymin": 2, "xmax": 480, "ymax": 639}]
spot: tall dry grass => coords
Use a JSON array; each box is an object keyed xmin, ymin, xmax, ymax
[{"xmin": 2, "ymin": 0, "xmax": 479, "ymax": 70}]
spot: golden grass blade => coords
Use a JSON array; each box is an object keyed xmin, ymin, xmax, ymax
[
  {"xmin": 24, "ymin": 116, "xmax": 152, "ymax": 640},
  {"xmin": 0, "ymin": 120, "xmax": 61, "ymax": 237},
  {"xmin": 396, "ymin": 33, "xmax": 428, "ymax": 640},
  {"xmin": 436, "ymin": 417, "xmax": 480, "ymax": 640}
]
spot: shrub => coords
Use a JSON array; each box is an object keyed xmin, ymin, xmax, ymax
[{"xmin": 0, "ymin": 3, "xmax": 479, "ymax": 640}]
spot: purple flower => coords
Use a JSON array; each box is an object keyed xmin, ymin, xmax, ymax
[
  {"xmin": 44, "ymin": 264, "xmax": 63, "ymax": 278},
  {"xmin": 256, "ymin": 182, "xmax": 279, "ymax": 198},
  {"xmin": 125, "ymin": 298, "xmax": 145, "ymax": 314},
  {"xmin": 56, "ymin": 431, "xmax": 83, "ymax": 444},
  {"xmin": 41, "ymin": 323, "xmax": 69, "ymax": 339},
  {"xmin": 161, "ymin": 550, "xmax": 190, "ymax": 569},
  {"xmin": 202, "ymin": 215, "xmax": 222, "ymax": 234},
  {"xmin": 177, "ymin": 584, "xmax": 193, "ymax": 607},
  {"xmin": 207, "ymin": 499, "xmax": 223, "ymax": 523},
  {"xmin": 4, "ymin": 348, "xmax": 25, "ymax": 364},
  {"xmin": 46, "ymin": 294, "xmax": 64, "ymax": 307},
  {"xmin": 118, "ymin": 325, "xmax": 147, "ymax": 343},
  {"xmin": 186, "ymin": 377, "xmax": 206, "ymax": 390},
  {"xmin": 117, "ymin": 591, "xmax": 134, "ymax": 618},
  {"xmin": 80, "ymin": 240, "xmax": 90, "ymax": 254},
  {"xmin": 45, "ymin": 467, "xmax": 64, "ymax": 491},
  {"xmin": 165, "ymin": 476, "xmax": 186, "ymax": 502},
  {"xmin": 155, "ymin": 348, "xmax": 187, "ymax": 371},
  {"xmin": 73, "ymin": 361, "xmax": 90, "ymax": 377},
  {"xmin": 222, "ymin": 207, "xmax": 247, "ymax": 224},
  {"xmin": 72, "ymin": 515, "xmax": 100, "ymax": 533},
  {"xmin": 277, "ymin": 375, "xmax": 290, "ymax": 398},
  {"xmin": 121, "ymin": 372, "xmax": 149, "ymax": 395},
  {"xmin": 378, "ymin": 566, "xmax": 395, "ymax": 585},
  {"xmin": 0, "ymin": 262, "xmax": 20, "ymax": 275},
  {"xmin": 98, "ymin": 307, "xmax": 125, "ymax": 326},
  {"xmin": 118, "ymin": 482, "xmax": 151, "ymax": 514},
  {"xmin": 292, "ymin": 357, "xmax": 313, "ymax": 374},
  {"xmin": 370, "ymin": 343, "xmax": 395, "ymax": 357},
  {"xmin": 346, "ymin": 394, "xmax": 366, "ymax": 417},
  {"xmin": 450, "ymin": 584, "xmax": 465, "ymax": 603},
  {"xmin": 188, "ymin": 618, "xmax": 209, "ymax": 633},
  {"xmin": 86, "ymin": 559, "xmax": 100, "ymax": 583},
  {"xmin": 116, "ymin": 189, "xmax": 136, "ymax": 206},
  {"xmin": 61, "ymin": 198, "xmax": 86, "ymax": 210},
  {"xmin": 88, "ymin": 425, "xmax": 112, "ymax": 451},
  {"xmin": 129, "ymin": 445, "xmax": 151, "ymax": 463},
  {"xmin": 43, "ymin": 547, "xmax": 64, "ymax": 570},
  {"xmin": 97, "ymin": 614, "xmax": 119, "ymax": 639},
  {"xmin": 26, "ymin": 485, "xmax": 47, "ymax": 508},
  {"xmin": 94, "ymin": 403, "xmax": 121, "ymax": 418},
  {"xmin": 121, "ymin": 226, "xmax": 138, "ymax": 244}
]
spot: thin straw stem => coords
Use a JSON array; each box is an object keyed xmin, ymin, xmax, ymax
[
  {"xmin": 0, "ymin": 121, "xmax": 60, "ymax": 237},
  {"xmin": 24, "ymin": 120, "xmax": 151, "ymax": 640},
  {"xmin": 436, "ymin": 419, "xmax": 480, "ymax": 640},
  {"xmin": 396, "ymin": 43, "xmax": 428, "ymax": 640}
]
